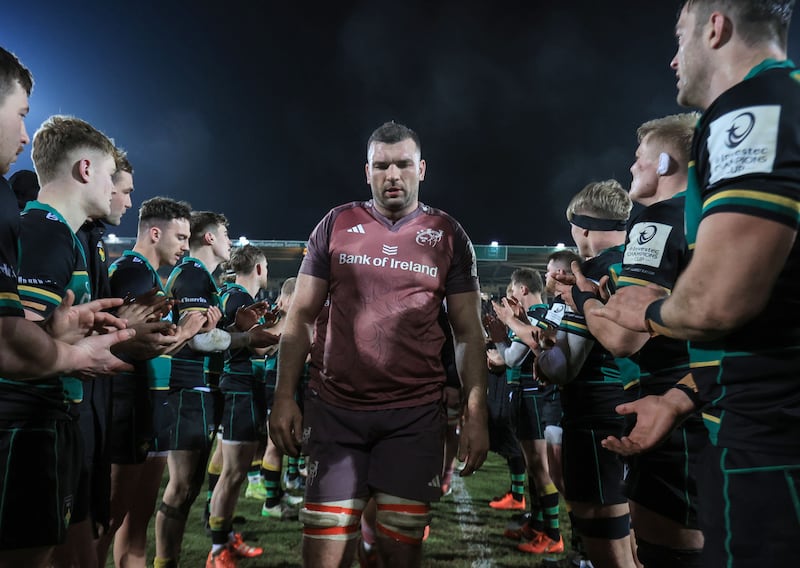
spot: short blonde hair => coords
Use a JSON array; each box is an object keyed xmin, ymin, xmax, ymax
[
  {"xmin": 32, "ymin": 115, "xmax": 116, "ymax": 186},
  {"xmin": 637, "ymin": 113, "xmax": 698, "ymax": 167},
  {"xmin": 566, "ymin": 179, "xmax": 632, "ymax": 222}
]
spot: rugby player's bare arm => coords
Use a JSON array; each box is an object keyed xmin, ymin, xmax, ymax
[
  {"xmin": 584, "ymin": 298, "xmax": 650, "ymax": 357},
  {"xmin": 598, "ymin": 213, "xmax": 795, "ymax": 340},
  {"xmin": 446, "ymin": 290, "xmax": 489, "ymax": 476},
  {"xmin": 269, "ymin": 273, "xmax": 328, "ymax": 456},
  {"xmin": 0, "ymin": 291, "xmax": 134, "ymax": 379}
]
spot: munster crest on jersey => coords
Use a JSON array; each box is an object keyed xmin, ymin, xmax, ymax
[{"xmin": 415, "ymin": 228, "xmax": 443, "ymax": 247}]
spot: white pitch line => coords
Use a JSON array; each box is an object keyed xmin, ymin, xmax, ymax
[{"xmin": 451, "ymin": 474, "xmax": 495, "ymax": 567}]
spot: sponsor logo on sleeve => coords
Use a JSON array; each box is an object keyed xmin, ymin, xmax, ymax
[
  {"xmin": 623, "ymin": 222, "xmax": 673, "ymax": 268},
  {"xmin": 707, "ymin": 105, "xmax": 780, "ymax": 184}
]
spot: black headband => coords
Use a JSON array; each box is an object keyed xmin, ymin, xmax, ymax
[{"xmin": 570, "ymin": 214, "xmax": 627, "ymax": 232}]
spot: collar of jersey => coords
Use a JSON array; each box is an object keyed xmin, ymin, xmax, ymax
[
  {"xmin": 744, "ymin": 58, "xmax": 796, "ymax": 81},
  {"xmin": 23, "ymin": 200, "xmax": 70, "ymax": 228},
  {"xmin": 121, "ymin": 250, "xmax": 163, "ymax": 287}
]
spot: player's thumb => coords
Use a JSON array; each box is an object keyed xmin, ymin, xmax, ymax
[
  {"xmin": 614, "ymin": 402, "xmax": 635, "ymax": 417},
  {"xmin": 59, "ymin": 289, "xmax": 76, "ymax": 309}
]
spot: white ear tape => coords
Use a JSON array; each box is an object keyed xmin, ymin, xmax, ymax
[{"xmin": 657, "ymin": 152, "xmax": 670, "ymax": 175}]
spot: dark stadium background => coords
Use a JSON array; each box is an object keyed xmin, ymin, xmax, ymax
[{"xmin": 6, "ymin": 0, "xmax": 800, "ymax": 249}]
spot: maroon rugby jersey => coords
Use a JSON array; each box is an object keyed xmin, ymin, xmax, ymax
[{"xmin": 300, "ymin": 200, "xmax": 479, "ymax": 410}]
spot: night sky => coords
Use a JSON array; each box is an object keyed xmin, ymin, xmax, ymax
[{"xmin": 5, "ymin": 1, "xmax": 800, "ymax": 246}]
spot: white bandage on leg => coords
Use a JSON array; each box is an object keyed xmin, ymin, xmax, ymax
[
  {"xmin": 374, "ymin": 493, "xmax": 431, "ymax": 544},
  {"xmin": 544, "ymin": 425, "xmax": 563, "ymax": 446},
  {"xmin": 299, "ymin": 499, "xmax": 366, "ymax": 541}
]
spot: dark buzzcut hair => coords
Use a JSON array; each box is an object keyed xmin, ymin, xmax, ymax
[
  {"xmin": 366, "ymin": 121, "xmax": 422, "ymax": 158},
  {"xmin": 224, "ymin": 244, "xmax": 265, "ymax": 275},
  {"xmin": 138, "ymin": 197, "xmax": 191, "ymax": 228},
  {"xmin": 0, "ymin": 46, "xmax": 33, "ymax": 105},
  {"xmin": 547, "ymin": 250, "xmax": 582, "ymax": 272},
  {"xmin": 189, "ymin": 211, "xmax": 228, "ymax": 248},
  {"xmin": 511, "ymin": 268, "xmax": 544, "ymax": 295},
  {"xmin": 684, "ymin": 0, "xmax": 795, "ymax": 48}
]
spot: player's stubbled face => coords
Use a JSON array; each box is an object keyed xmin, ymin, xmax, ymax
[{"xmin": 366, "ymin": 138, "xmax": 425, "ymax": 220}]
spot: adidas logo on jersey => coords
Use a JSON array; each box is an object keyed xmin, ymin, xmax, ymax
[
  {"xmin": 347, "ymin": 224, "xmax": 366, "ymax": 234},
  {"xmin": 427, "ymin": 475, "xmax": 441, "ymax": 488}
]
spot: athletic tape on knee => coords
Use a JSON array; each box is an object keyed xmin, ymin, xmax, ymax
[
  {"xmin": 158, "ymin": 501, "xmax": 189, "ymax": 522},
  {"xmin": 544, "ymin": 425, "xmax": 562, "ymax": 446},
  {"xmin": 300, "ymin": 499, "xmax": 365, "ymax": 541},
  {"xmin": 375, "ymin": 494, "xmax": 431, "ymax": 544},
  {"xmin": 636, "ymin": 538, "xmax": 703, "ymax": 568},
  {"xmin": 572, "ymin": 514, "xmax": 630, "ymax": 540}
]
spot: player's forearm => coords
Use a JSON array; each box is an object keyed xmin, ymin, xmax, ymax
[
  {"xmin": 652, "ymin": 213, "xmax": 794, "ymax": 341},
  {"xmin": 0, "ymin": 317, "xmax": 65, "ymax": 379},
  {"xmin": 454, "ymin": 334, "xmax": 488, "ymax": 417},
  {"xmin": 503, "ymin": 317, "xmax": 532, "ymax": 344},
  {"xmin": 652, "ymin": 293, "xmax": 741, "ymax": 341},
  {"xmin": 585, "ymin": 299, "xmax": 648, "ymax": 357},
  {"xmin": 275, "ymin": 326, "xmax": 312, "ymax": 399},
  {"xmin": 227, "ymin": 331, "xmax": 251, "ymax": 349},
  {"xmin": 501, "ymin": 341, "xmax": 530, "ymax": 368}
]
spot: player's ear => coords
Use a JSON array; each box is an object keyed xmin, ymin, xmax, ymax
[
  {"xmin": 74, "ymin": 158, "xmax": 92, "ymax": 183},
  {"xmin": 418, "ymin": 159, "xmax": 426, "ymax": 181},
  {"xmin": 204, "ymin": 231, "xmax": 215, "ymax": 245},
  {"xmin": 707, "ymin": 10, "xmax": 732, "ymax": 48},
  {"xmin": 365, "ymin": 162, "xmax": 370, "ymax": 184},
  {"xmin": 150, "ymin": 226, "xmax": 161, "ymax": 242}
]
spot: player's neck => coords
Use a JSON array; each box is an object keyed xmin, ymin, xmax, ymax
[
  {"xmin": 589, "ymin": 232, "xmax": 625, "ymax": 256},
  {"xmin": 234, "ymin": 274, "xmax": 261, "ymax": 299},
  {"xmin": 35, "ymin": 185, "xmax": 90, "ymax": 232},
  {"xmin": 639, "ymin": 176, "xmax": 688, "ymax": 207},
  {"xmin": 132, "ymin": 242, "xmax": 161, "ymax": 271},
  {"xmin": 522, "ymin": 294, "xmax": 543, "ymax": 310},
  {"xmin": 189, "ymin": 247, "xmax": 220, "ymax": 274},
  {"xmin": 705, "ymin": 44, "xmax": 787, "ymax": 109}
]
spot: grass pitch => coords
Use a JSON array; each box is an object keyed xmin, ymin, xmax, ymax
[{"xmin": 109, "ymin": 452, "xmax": 573, "ymax": 567}]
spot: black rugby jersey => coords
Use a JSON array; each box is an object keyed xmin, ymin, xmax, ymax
[
  {"xmin": 109, "ymin": 250, "xmax": 172, "ymax": 391},
  {"xmin": 559, "ymin": 246, "xmax": 639, "ymax": 419},
  {"xmin": 0, "ymin": 202, "xmax": 92, "ymax": 412},
  {"xmin": 619, "ymin": 194, "xmax": 692, "ymax": 393},
  {"xmin": 0, "ymin": 177, "xmax": 23, "ymax": 317},
  {"xmin": 165, "ymin": 256, "xmax": 221, "ymax": 389},
  {"xmin": 685, "ymin": 59, "xmax": 800, "ymax": 453},
  {"xmin": 219, "ymin": 283, "xmax": 263, "ymax": 380}
]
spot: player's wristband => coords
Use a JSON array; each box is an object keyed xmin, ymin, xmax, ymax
[
  {"xmin": 672, "ymin": 372, "xmax": 703, "ymax": 409},
  {"xmin": 571, "ymin": 285, "xmax": 600, "ymax": 315},
  {"xmin": 644, "ymin": 298, "xmax": 667, "ymax": 337}
]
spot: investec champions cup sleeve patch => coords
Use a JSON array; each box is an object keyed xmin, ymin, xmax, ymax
[
  {"xmin": 623, "ymin": 222, "xmax": 672, "ymax": 268},
  {"xmin": 707, "ymin": 105, "xmax": 779, "ymax": 185}
]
